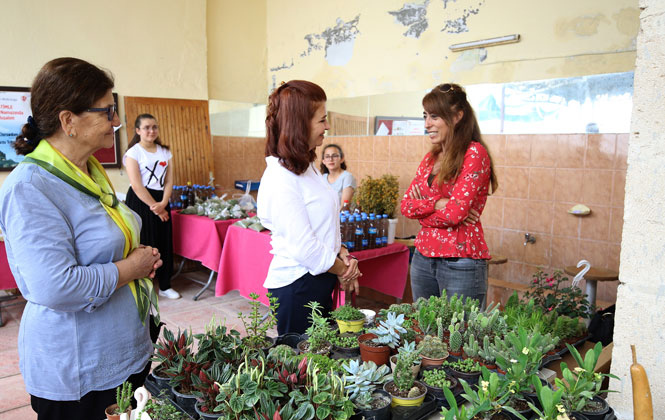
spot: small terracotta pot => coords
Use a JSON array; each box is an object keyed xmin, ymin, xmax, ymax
[
  {"xmin": 420, "ymin": 352, "xmax": 449, "ymax": 368},
  {"xmin": 358, "ymin": 333, "xmax": 390, "ymax": 366},
  {"xmin": 105, "ymin": 404, "xmax": 131, "ymax": 420}
]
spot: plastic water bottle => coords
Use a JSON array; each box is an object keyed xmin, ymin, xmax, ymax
[
  {"xmin": 360, "ymin": 213, "xmax": 369, "ymax": 250},
  {"xmin": 381, "ymin": 214, "xmax": 389, "ymax": 247},
  {"xmin": 368, "ymin": 213, "xmax": 379, "ymax": 249},
  {"xmin": 354, "ymin": 215, "xmax": 364, "ymax": 251}
]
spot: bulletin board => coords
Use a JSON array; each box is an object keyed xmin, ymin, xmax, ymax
[{"xmin": 0, "ymin": 87, "xmax": 121, "ymax": 170}]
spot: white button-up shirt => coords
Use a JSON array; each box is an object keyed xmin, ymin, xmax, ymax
[{"xmin": 257, "ymin": 156, "xmax": 341, "ymax": 289}]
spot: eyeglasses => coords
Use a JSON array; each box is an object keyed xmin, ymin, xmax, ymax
[
  {"xmin": 140, "ymin": 125, "xmax": 159, "ymax": 131},
  {"xmin": 85, "ymin": 104, "xmax": 117, "ymax": 121},
  {"xmin": 323, "ymin": 154, "xmax": 340, "ymax": 160},
  {"xmin": 438, "ymin": 84, "xmax": 455, "ymax": 93}
]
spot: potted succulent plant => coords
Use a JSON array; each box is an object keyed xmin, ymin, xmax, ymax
[
  {"xmin": 331, "ymin": 331, "xmax": 361, "ymax": 357},
  {"xmin": 343, "ymin": 359, "xmax": 392, "ymax": 420},
  {"xmin": 297, "ymin": 301, "xmax": 333, "ymax": 355},
  {"xmin": 441, "ymin": 358, "xmax": 482, "ymax": 386},
  {"xmin": 383, "ymin": 341, "xmax": 427, "ymax": 407},
  {"xmin": 417, "ymin": 334, "xmax": 449, "ymax": 367},
  {"xmin": 331, "ymin": 304, "xmax": 366, "ymax": 333},
  {"xmin": 419, "ymin": 366, "xmax": 458, "ymax": 400},
  {"xmin": 359, "ymin": 312, "xmax": 406, "ymax": 366},
  {"xmin": 389, "ymin": 340, "xmax": 422, "ymax": 378},
  {"xmin": 105, "ymin": 381, "xmax": 133, "ymax": 420}
]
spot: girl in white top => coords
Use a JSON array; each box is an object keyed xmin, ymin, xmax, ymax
[
  {"xmin": 123, "ymin": 114, "xmax": 179, "ymax": 299},
  {"xmin": 257, "ymin": 80, "xmax": 361, "ymax": 335},
  {"xmin": 319, "ymin": 143, "xmax": 356, "ymax": 207}
]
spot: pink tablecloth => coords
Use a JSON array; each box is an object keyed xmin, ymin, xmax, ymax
[
  {"xmin": 0, "ymin": 241, "xmax": 17, "ymax": 290},
  {"xmin": 171, "ymin": 212, "xmax": 238, "ymax": 271},
  {"xmin": 215, "ymin": 225, "xmax": 410, "ymax": 305}
]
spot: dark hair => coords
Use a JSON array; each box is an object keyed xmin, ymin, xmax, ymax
[
  {"xmin": 13, "ymin": 57, "xmax": 114, "ymax": 155},
  {"xmin": 422, "ymin": 83, "xmax": 498, "ymax": 194},
  {"xmin": 265, "ymin": 80, "xmax": 327, "ymax": 175},
  {"xmin": 128, "ymin": 113, "xmax": 169, "ymax": 150},
  {"xmin": 319, "ymin": 143, "xmax": 347, "ymax": 174}
]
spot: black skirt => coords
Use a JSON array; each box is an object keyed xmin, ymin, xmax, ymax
[{"xmin": 125, "ymin": 187, "xmax": 174, "ymax": 290}]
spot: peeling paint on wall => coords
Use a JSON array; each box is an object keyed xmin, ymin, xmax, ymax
[
  {"xmin": 388, "ymin": 0, "xmax": 430, "ymax": 39},
  {"xmin": 555, "ymin": 14, "xmax": 611, "ymax": 37},
  {"xmin": 440, "ymin": 0, "xmax": 485, "ymax": 34},
  {"xmin": 301, "ymin": 15, "xmax": 360, "ymax": 66},
  {"xmin": 269, "ymin": 60, "xmax": 294, "ymax": 72}
]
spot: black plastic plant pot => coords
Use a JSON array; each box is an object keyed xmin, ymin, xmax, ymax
[
  {"xmin": 421, "ymin": 373, "xmax": 459, "ymax": 401},
  {"xmin": 276, "ymin": 333, "xmax": 303, "ymax": 349},
  {"xmin": 333, "ymin": 343, "xmax": 361, "ymax": 358},
  {"xmin": 448, "ymin": 367, "xmax": 481, "ymax": 386},
  {"xmin": 503, "ymin": 398, "xmax": 533, "ymax": 420},
  {"xmin": 195, "ymin": 401, "xmax": 222, "ymax": 419},
  {"xmin": 350, "ymin": 389, "xmax": 391, "ymax": 420},
  {"xmin": 574, "ymin": 396, "xmax": 611, "ymax": 420},
  {"xmin": 171, "ymin": 386, "xmax": 198, "ymax": 417},
  {"xmin": 147, "ymin": 371, "xmax": 172, "ymax": 397}
]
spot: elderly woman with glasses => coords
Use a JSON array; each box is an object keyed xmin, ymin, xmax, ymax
[
  {"xmin": 0, "ymin": 57, "xmax": 162, "ymax": 420},
  {"xmin": 319, "ymin": 143, "xmax": 356, "ymax": 208},
  {"xmin": 401, "ymin": 83, "xmax": 498, "ymax": 308}
]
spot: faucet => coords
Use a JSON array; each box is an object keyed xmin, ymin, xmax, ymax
[{"xmin": 524, "ymin": 233, "xmax": 536, "ymax": 246}]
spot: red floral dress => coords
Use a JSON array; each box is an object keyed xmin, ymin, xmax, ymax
[{"xmin": 401, "ymin": 141, "xmax": 491, "ymax": 259}]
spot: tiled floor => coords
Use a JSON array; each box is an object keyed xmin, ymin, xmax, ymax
[{"xmin": 0, "ymin": 268, "xmax": 391, "ymax": 419}]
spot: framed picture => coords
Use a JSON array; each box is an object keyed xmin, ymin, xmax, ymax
[
  {"xmin": 0, "ymin": 88, "xmax": 121, "ymax": 170},
  {"xmin": 0, "ymin": 87, "xmax": 30, "ymax": 170},
  {"xmin": 374, "ymin": 116, "xmax": 425, "ymax": 136}
]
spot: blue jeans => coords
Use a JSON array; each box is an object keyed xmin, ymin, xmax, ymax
[{"xmin": 410, "ymin": 250, "xmax": 488, "ymax": 309}]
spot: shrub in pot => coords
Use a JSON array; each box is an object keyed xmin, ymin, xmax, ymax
[
  {"xmin": 297, "ymin": 301, "xmax": 333, "ymax": 355},
  {"xmin": 331, "ymin": 304, "xmax": 365, "ymax": 333},
  {"xmin": 237, "ymin": 292, "xmax": 279, "ymax": 350},
  {"xmin": 454, "ymin": 367, "xmax": 528, "ymax": 420},
  {"xmin": 193, "ymin": 317, "xmax": 242, "ymax": 365}
]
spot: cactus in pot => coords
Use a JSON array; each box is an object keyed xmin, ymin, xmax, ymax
[
  {"xmin": 463, "ymin": 334, "xmax": 480, "ymax": 359},
  {"xmin": 449, "ymin": 323, "xmax": 463, "ymax": 355}
]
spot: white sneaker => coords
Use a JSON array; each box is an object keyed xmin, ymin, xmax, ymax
[{"xmin": 159, "ymin": 288, "xmax": 181, "ymax": 299}]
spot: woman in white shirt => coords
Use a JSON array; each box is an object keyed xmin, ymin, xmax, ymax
[
  {"xmin": 123, "ymin": 114, "xmax": 179, "ymax": 299},
  {"xmin": 258, "ymin": 80, "xmax": 361, "ymax": 335},
  {"xmin": 320, "ymin": 143, "xmax": 356, "ymax": 208}
]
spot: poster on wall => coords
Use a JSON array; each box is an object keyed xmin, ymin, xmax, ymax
[
  {"xmin": 0, "ymin": 88, "xmax": 121, "ymax": 170},
  {"xmin": 0, "ymin": 87, "xmax": 30, "ymax": 170},
  {"xmin": 374, "ymin": 116, "xmax": 425, "ymax": 136}
]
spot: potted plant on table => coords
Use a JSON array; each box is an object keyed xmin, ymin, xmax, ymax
[
  {"xmin": 343, "ymin": 359, "xmax": 392, "ymax": 420},
  {"xmin": 455, "ymin": 367, "xmax": 528, "ymax": 420},
  {"xmin": 383, "ymin": 340, "xmax": 427, "ymax": 407},
  {"xmin": 390, "ymin": 340, "xmax": 422, "ymax": 377},
  {"xmin": 297, "ymin": 301, "xmax": 334, "ymax": 355},
  {"xmin": 151, "ymin": 328, "xmax": 193, "ymax": 394},
  {"xmin": 353, "ymin": 174, "xmax": 400, "ymax": 242},
  {"xmin": 237, "ymin": 292, "xmax": 279, "ymax": 351},
  {"xmin": 105, "ymin": 381, "xmax": 133, "ymax": 420},
  {"xmin": 556, "ymin": 342, "xmax": 617, "ymax": 420},
  {"xmin": 330, "ymin": 304, "xmax": 365, "ymax": 333},
  {"xmin": 359, "ymin": 312, "xmax": 406, "ymax": 366},
  {"xmin": 190, "ymin": 362, "xmax": 234, "ymax": 419},
  {"xmin": 417, "ymin": 334, "xmax": 449, "ymax": 367}
]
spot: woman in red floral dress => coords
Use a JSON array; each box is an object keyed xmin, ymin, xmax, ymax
[{"xmin": 401, "ymin": 83, "xmax": 498, "ymax": 307}]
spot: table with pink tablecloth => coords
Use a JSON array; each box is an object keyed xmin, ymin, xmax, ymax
[
  {"xmin": 171, "ymin": 212, "xmax": 239, "ymax": 300},
  {"xmin": 215, "ymin": 225, "xmax": 410, "ymax": 306}
]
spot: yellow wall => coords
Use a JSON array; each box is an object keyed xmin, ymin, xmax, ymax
[
  {"xmin": 266, "ymin": 0, "xmax": 638, "ymax": 99},
  {"xmin": 207, "ymin": 0, "xmax": 268, "ymax": 103},
  {"xmin": 0, "ymin": 0, "xmax": 208, "ymax": 190}
]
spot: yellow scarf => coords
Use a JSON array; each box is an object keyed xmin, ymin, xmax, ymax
[{"xmin": 23, "ymin": 140, "xmax": 159, "ymax": 325}]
